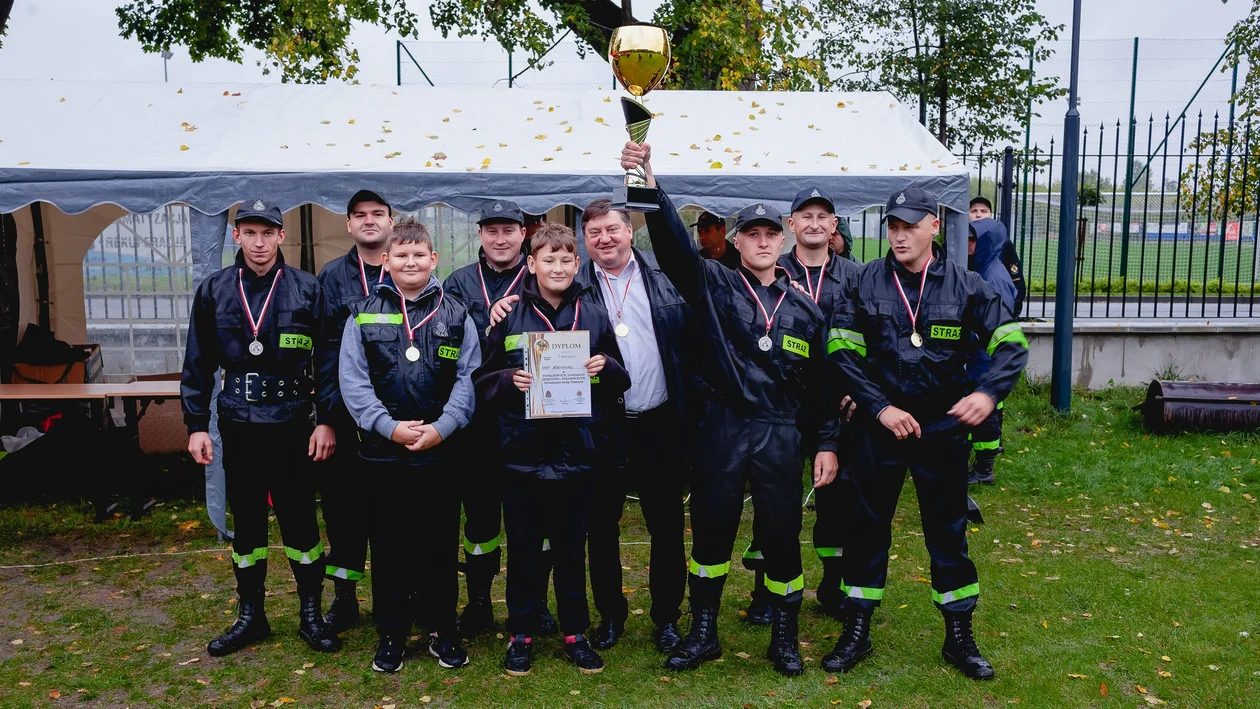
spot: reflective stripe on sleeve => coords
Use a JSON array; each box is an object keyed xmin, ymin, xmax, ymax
[
  {"xmin": 987, "ymin": 322, "xmax": 1028, "ymax": 355},
  {"xmin": 827, "ymin": 328, "xmax": 867, "ymax": 357}
]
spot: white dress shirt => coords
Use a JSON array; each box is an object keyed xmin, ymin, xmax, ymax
[{"xmin": 593, "ymin": 255, "xmax": 669, "ymax": 413}]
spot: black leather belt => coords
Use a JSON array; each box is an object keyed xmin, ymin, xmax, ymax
[{"xmin": 224, "ymin": 373, "xmax": 309, "ymax": 403}]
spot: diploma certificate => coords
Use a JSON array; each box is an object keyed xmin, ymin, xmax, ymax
[{"xmin": 523, "ymin": 331, "xmax": 592, "ymax": 419}]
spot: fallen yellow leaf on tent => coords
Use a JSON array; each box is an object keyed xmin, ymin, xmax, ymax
[
  {"xmin": 837, "ymin": 101, "xmax": 847, "ymax": 108},
  {"xmin": 433, "ymin": 152, "xmax": 447, "ymax": 160},
  {"xmin": 595, "ymin": 117, "xmax": 605, "ymax": 124},
  {"xmin": 476, "ymin": 144, "xmax": 485, "ymax": 149},
  {"xmin": 690, "ymin": 144, "xmax": 699, "ymax": 149},
  {"xmin": 348, "ymin": 119, "xmax": 355, "ymax": 124},
  {"xmin": 604, "ymin": 96, "xmax": 611, "ymax": 102},
  {"xmin": 427, "ymin": 135, "xmax": 438, "ymax": 139},
  {"xmin": 710, "ymin": 162, "xmax": 723, "ymax": 169},
  {"xmin": 499, "ymin": 143, "xmax": 508, "ymax": 147},
  {"xmin": 713, "ymin": 134, "xmax": 722, "ymax": 141},
  {"xmin": 17, "ymin": 161, "xmax": 29, "ymax": 165},
  {"xmin": 442, "ymin": 117, "xmax": 450, "ymax": 123},
  {"xmin": 452, "ymin": 108, "xmax": 462, "ymax": 113},
  {"xmin": 320, "ymin": 120, "xmax": 330, "ymax": 125},
  {"xmin": 177, "ymin": 88, "xmax": 183, "ymax": 93},
  {"xmin": 725, "ymin": 148, "xmax": 733, "ymax": 153},
  {"xmin": 179, "ymin": 145, "xmax": 190, "ymax": 151},
  {"xmin": 543, "ymin": 157, "xmax": 554, "ymax": 162},
  {"xmin": 565, "ymin": 126, "xmax": 573, "ymax": 133},
  {"xmin": 533, "ymin": 100, "xmax": 543, "ymax": 105},
  {"xmin": 482, "ymin": 158, "xmax": 491, "ymax": 166},
  {"xmin": 679, "ymin": 114, "xmax": 688, "ymax": 118},
  {"xmin": 535, "ymin": 134, "xmax": 547, "ymax": 140},
  {"xmin": 822, "ymin": 152, "xmax": 838, "ymax": 157}
]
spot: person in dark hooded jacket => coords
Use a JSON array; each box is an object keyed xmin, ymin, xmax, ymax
[
  {"xmin": 474, "ymin": 223, "xmax": 630, "ymax": 678},
  {"xmin": 966, "ymin": 218, "xmax": 1017, "ymax": 485}
]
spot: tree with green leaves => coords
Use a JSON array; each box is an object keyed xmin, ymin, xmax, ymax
[
  {"xmin": 813, "ymin": 0, "xmax": 1063, "ymax": 151},
  {"xmin": 428, "ymin": 0, "xmax": 827, "ymax": 91},
  {"xmin": 113, "ymin": 0, "xmax": 421, "ymax": 83},
  {"xmin": 1225, "ymin": 0, "xmax": 1260, "ymax": 114}
]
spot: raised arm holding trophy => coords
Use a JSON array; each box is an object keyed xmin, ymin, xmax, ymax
[{"xmin": 609, "ymin": 24, "xmax": 671, "ymax": 213}]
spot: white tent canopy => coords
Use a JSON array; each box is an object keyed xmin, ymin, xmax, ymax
[{"xmin": 0, "ymin": 80, "xmax": 970, "ymax": 343}]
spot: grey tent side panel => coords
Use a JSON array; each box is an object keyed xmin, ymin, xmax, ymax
[{"xmin": 190, "ymin": 208, "xmax": 232, "ymax": 540}]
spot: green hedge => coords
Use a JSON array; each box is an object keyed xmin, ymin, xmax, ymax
[{"xmin": 1026, "ymin": 278, "xmax": 1256, "ymax": 297}]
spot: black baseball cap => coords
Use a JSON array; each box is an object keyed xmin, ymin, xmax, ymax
[
  {"xmin": 969, "ymin": 195, "xmax": 992, "ymax": 210},
  {"xmin": 235, "ymin": 198, "xmax": 284, "ymax": 227},
  {"xmin": 733, "ymin": 203, "xmax": 783, "ymax": 233},
  {"xmin": 790, "ymin": 186, "xmax": 835, "ymax": 215},
  {"xmin": 882, "ymin": 186, "xmax": 938, "ymax": 224},
  {"xmin": 478, "ymin": 199, "xmax": 525, "ymax": 226},
  {"xmin": 347, "ymin": 189, "xmax": 390, "ymax": 215},
  {"xmin": 690, "ymin": 211, "xmax": 726, "ymax": 230}
]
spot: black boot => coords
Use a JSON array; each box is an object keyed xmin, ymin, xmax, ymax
[
  {"xmin": 942, "ymin": 608, "xmax": 995, "ymax": 680},
  {"xmin": 814, "ymin": 559, "xmax": 845, "ymax": 621},
  {"xmin": 665, "ymin": 586, "xmax": 722, "ymax": 671},
  {"xmin": 743, "ymin": 571, "xmax": 773, "ymax": 626},
  {"xmin": 968, "ymin": 449, "xmax": 999, "ymax": 485},
  {"xmin": 457, "ymin": 554, "xmax": 498, "ymax": 638},
  {"xmin": 208, "ymin": 592, "xmax": 271, "ymax": 657},
  {"xmin": 323, "ymin": 578, "xmax": 361, "ymax": 633},
  {"xmin": 372, "ymin": 634, "xmax": 406, "ymax": 673},
  {"xmin": 821, "ymin": 605, "xmax": 873, "ymax": 673},
  {"xmin": 766, "ymin": 596, "xmax": 805, "ymax": 676},
  {"xmin": 298, "ymin": 592, "xmax": 342, "ymax": 653},
  {"xmin": 653, "ymin": 622, "xmax": 683, "ymax": 655}
]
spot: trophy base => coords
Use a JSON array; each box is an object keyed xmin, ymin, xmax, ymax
[{"xmin": 611, "ymin": 184, "xmax": 660, "ymax": 213}]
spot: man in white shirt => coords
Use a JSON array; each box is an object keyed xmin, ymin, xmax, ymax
[{"xmin": 577, "ymin": 198, "xmax": 693, "ymax": 655}]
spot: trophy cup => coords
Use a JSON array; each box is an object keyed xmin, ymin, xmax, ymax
[{"xmin": 608, "ymin": 24, "xmax": 671, "ymax": 212}]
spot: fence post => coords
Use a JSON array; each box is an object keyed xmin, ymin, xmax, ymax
[
  {"xmin": 508, "ymin": 50, "xmax": 513, "ymax": 88},
  {"xmin": 396, "ymin": 41, "xmax": 401, "ymax": 86},
  {"xmin": 1119, "ymin": 37, "xmax": 1139, "ymax": 282},
  {"xmin": 1052, "ymin": 0, "xmax": 1083, "ymax": 413},
  {"xmin": 1000, "ymin": 146, "xmax": 1015, "ymax": 234},
  {"xmin": 1218, "ymin": 55, "xmax": 1240, "ymax": 283}
]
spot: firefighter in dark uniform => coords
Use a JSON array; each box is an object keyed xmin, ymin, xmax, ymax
[
  {"xmin": 823, "ymin": 187, "xmax": 1028, "ymax": 680},
  {"xmin": 741, "ymin": 186, "xmax": 860, "ymax": 625},
  {"xmin": 183, "ymin": 199, "xmax": 341, "ymax": 656},
  {"xmin": 623, "ymin": 142, "xmax": 839, "ymax": 677},
  {"xmin": 442, "ymin": 199, "xmax": 531, "ymax": 637},
  {"xmin": 314, "ymin": 189, "xmax": 394, "ymax": 632}
]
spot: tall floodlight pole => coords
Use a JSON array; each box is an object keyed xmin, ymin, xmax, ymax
[
  {"xmin": 1051, "ymin": 0, "xmax": 1083, "ymax": 412},
  {"xmin": 161, "ymin": 50, "xmax": 173, "ymax": 82}
]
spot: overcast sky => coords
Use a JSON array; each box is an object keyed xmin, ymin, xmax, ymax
[{"xmin": 0, "ymin": 1, "xmax": 1251, "ymax": 86}]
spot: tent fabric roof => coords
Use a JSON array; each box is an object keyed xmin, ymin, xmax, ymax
[{"xmin": 0, "ymin": 80, "xmax": 968, "ymax": 218}]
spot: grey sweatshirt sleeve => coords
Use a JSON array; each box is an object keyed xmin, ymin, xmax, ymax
[
  {"xmin": 432, "ymin": 314, "xmax": 482, "ymax": 441},
  {"xmin": 338, "ymin": 315, "xmax": 399, "ymax": 440}
]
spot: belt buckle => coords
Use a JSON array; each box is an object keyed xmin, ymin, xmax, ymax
[{"xmin": 244, "ymin": 373, "xmax": 260, "ymax": 402}]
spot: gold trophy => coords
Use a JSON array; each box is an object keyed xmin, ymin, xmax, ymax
[{"xmin": 608, "ymin": 24, "xmax": 671, "ymax": 212}]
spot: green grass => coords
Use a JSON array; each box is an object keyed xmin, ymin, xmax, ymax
[{"xmin": 2, "ymin": 384, "xmax": 1259, "ymax": 707}]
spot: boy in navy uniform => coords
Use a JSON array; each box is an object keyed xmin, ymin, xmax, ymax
[
  {"xmin": 475, "ymin": 223, "xmax": 629, "ymax": 677},
  {"xmin": 966, "ymin": 218, "xmax": 1019, "ymax": 485},
  {"xmin": 338, "ymin": 221, "xmax": 481, "ymax": 673},
  {"xmin": 622, "ymin": 143, "xmax": 838, "ymax": 677},
  {"xmin": 823, "ymin": 187, "xmax": 1027, "ymax": 680},
  {"xmin": 314, "ymin": 189, "xmax": 394, "ymax": 632},
  {"xmin": 442, "ymin": 200, "xmax": 530, "ymax": 636},
  {"xmin": 182, "ymin": 199, "xmax": 340, "ymax": 657}
]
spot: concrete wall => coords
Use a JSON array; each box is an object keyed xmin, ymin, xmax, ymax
[{"xmin": 1023, "ymin": 320, "xmax": 1260, "ymax": 389}]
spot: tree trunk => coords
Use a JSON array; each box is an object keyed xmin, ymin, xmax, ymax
[
  {"xmin": 909, "ymin": 0, "xmax": 926, "ymax": 126},
  {"xmin": 936, "ymin": 3, "xmax": 948, "ymax": 146}
]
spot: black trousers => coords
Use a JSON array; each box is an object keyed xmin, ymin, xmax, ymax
[
  {"xmin": 370, "ymin": 460, "xmax": 461, "ymax": 637},
  {"xmin": 843, "ymin": 423, "xmax": 980, "ymax": 611},
  {"xmin": 503, "ymin": 473, "xmax": 595, "ymax": 637},
  {"xmin": 688, "ymin": 402, "xmax": 804, "ymax": 601},
  {"xmin": 319, "ymin": 420, "xmax": 370, "ymax": 583},
  {"xmin": 220, "ymin": 419, "xmax": 324, "ymax": 597},
  {"xmin": 459, "ymin": 425, "xmax": 504, "ymax": 576},
  {"xmin": 970, "ymin": 405, "xmax": 1004, "ymax": 452},
  {"xmin": 589, "ymin": 406, "xmax": 688, "ymax": 627}
]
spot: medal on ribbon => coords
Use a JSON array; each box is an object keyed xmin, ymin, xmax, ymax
[{"xmin": 237, "ymin": 268, "xmax": 282, "ymax": 356}]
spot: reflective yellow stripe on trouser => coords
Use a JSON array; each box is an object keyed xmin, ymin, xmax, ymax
[
  {"xmin": 764, "ymin": 574, "xmax": 806, "ymax": 596},
  {"xmin": 815, "ymin": 547, "xmax": 843, "ymax": 558},
  {"xmin": 285, "ymin": 541, "xmax": 324, "ymax": 565},
  {"xmin": 840, "ymin": 580, "xmax": 884, "ymax": 601},
  {"xmin": 233, "ymin": 546, "xmax": 269, "ymax": 569},
  {"xmin": 325, "ymin": 565, "xmax": 364, "ymax": 581},
  {"xmin": 932, "ymin": 583, "xmax": 980, "ymax": 605},
  {"xmin": 464, "ymin": 533, "xmax": 502, "ymax": 556},
  {"xmin": 689, "ymin": 558, "xmax": 731, "ymax": 579}
]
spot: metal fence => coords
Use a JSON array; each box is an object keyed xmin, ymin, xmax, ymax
[
  {"xmin": 965, "ymin": 108, "xmax": 1259, "ymax": 320},
  {"xmin": 397, "ymin": 37, "xmax": 615, "ymax": 90}
]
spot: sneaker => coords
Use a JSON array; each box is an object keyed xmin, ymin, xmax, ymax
[
  {"xmin": 372, "ymin": 635, "xmax": 405, "ymax": 673},
  {"xmin": 563, "ymin": 634, "xmax": 605, "ymax": 675},
  {"xmin": 504, "ymin": 634, "xmax": 533, "ymax": 676},
  {"xmin": 428, "ymin": 632, "xmax": 471, "ymax": 669}
]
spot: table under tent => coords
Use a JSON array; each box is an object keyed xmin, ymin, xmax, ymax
[{"xmin": 0, "ymin": 79, "xmax": 971, "ymax": 535}]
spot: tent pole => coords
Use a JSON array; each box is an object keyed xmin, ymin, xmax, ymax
[
  {"xmin": 300, "ymin": 205, "xmax": 315, "ymax": 274},
  {"xmin": 30, "ymin": 202, "xmax": 50, "ymax": 330}
]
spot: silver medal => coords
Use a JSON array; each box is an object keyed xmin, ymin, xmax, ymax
[
  {"xmin": 405, "ymin": 345, "xmax": 421, "ymax": 362},
  {"xmin": 615, "ymin": 322, "xmax": 630, "ymax": 338},
  {"xmin": 248, "ymin": 339, "xmax": 264, "ymax": 356},
  {"xmin": 758, "ymin": 335, "xmax": 773, "ymax": 352},
  {"xmin": 910, "ymin": 332, "xmax": 924, "ymax": 348}
]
